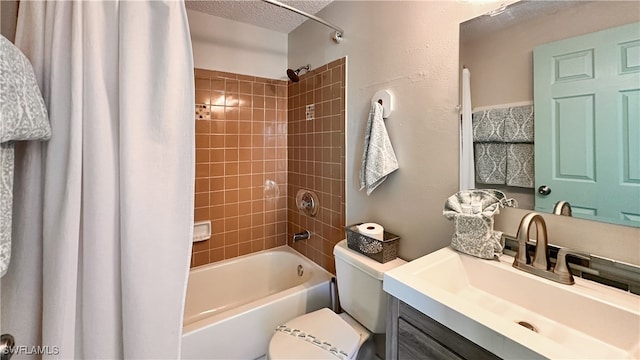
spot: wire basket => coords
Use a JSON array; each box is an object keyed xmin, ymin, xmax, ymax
[{"xmin": 345, "ymin": 224, "xmax": 400, "ymax": 263}]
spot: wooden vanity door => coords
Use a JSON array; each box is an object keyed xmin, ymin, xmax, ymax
[{"xmin": 387, "ymin": 296, "xmax": 501, "ymax": 360}]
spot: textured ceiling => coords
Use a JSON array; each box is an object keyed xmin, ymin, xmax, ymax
[
  {"xmin": 185, "ymin": 0, "xmax": 334, "ymax": 34},
  {"xmin": 461, "ymin": 1, "xmax": 586, "ymax": 43}
]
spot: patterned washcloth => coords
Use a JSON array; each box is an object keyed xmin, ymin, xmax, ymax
[
  {"xmin": 472, "ymin": 108, "xmax": 506, "ymax": 186},
  {"xmin": 472, "ymin": 108, "xmax": 506, "ymax": 142},
  {"xmin": 0, "ymin": 35, "xmax": 51, "ymax": 277},
  {"xmin": 504, "ymin": 104, "xmax": 534, "ymax": 143},
  {"xmin": 474, "ymin": 143, "xmax": 506, "ymax": 185},
  {"xmin": 507, "ymin": 143, "xmax": 534, "ymax": 188},
  {"xmin": 359, "ymin": 102, "xmax": 398, "ymax": 195}
]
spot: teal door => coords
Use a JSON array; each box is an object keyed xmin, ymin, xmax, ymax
[{"xmin": 534, "ymin": 22, "xmax": 640, "ymax": 227}]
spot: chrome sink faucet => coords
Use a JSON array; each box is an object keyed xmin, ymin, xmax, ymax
[{"xmin": 512, "ymin": 212, "xmax": 578, "ymax": 285}]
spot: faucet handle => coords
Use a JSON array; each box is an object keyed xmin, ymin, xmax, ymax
[{"xmin": 553, "ymin": 248, "xmax": 590, "ymax": 285}]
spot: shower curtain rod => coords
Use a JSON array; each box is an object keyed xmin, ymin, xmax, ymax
[{"xmin": 261, "ymin": 0, "xmax": 343, "ymax": 43}]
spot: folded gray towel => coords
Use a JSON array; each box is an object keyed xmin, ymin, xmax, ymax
[
  {"xmin": 472, "ymin": 109, "xmax": 506, "ymax": 142},
  {"xmin": 473, "ymin": 103, "xmax": 534, "ymax": 189},
  {"xmin": 474, "ymin": 143, "xmax": 506, "ymax": 185},
  {"xmin": 506, "ymin": 143, "xmax": 534, "ymax": 188},
  {"xmin": 359, "ymin": 102, "xmax": 398, "ymax": 195},
  {"xmin": 0, "ymin": 35, "xmax": 51, "ymax": 277},
  {"xmin": 443, "ymin": 189, "xmax": 516, "ymax": 259},
  {"xmin": 504, "ymin": 105, "xmax": 534, "ymax": 143}
]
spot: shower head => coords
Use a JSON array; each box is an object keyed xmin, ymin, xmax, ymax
[
  {"xmin": 286, "ymin": 64, "xmax": 310, "ymax": 82},
  {"xmin": 286, "ymin": 69, "xmax": 299, "ymax": 82}
]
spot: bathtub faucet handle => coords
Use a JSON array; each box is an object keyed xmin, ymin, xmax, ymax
[{"xmin": 293, "ymin": 230, "xmax": 310, "ymax": 242}]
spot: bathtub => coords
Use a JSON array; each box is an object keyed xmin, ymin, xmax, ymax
[{"xmin": 181, "ymin": 245, "xmax": 333, "ymax": 359}]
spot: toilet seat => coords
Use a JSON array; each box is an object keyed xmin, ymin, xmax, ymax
[{"xmin": 268, "ymin": 308, "xmax": 361, "ymax": 359}]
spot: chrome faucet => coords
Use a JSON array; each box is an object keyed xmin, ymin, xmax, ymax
[
  {"xmin": 512, "ymin": 212, "xmax": 577, "ymax": 285},
  {"xmin": 293, "ymin": 230, "xmax": 310, "ymax": 242}
]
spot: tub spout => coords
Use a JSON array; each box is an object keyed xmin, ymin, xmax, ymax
[{"xmin": 293, "ymin": 230, "xmax": 310, "ymax": 242}]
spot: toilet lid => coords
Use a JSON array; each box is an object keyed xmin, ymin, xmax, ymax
[{"xmin": 268, "ymin": 308, "xmax": 360, "ymax": 359}]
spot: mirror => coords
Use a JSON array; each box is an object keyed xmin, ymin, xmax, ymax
[{"xmin": 460, "ymin": 0, "xmax": 640, "ymax": 227}]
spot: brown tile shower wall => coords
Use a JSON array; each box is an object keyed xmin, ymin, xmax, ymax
[
  {"xmin": 192, "ymin": 69, "xmax": 288, "ymax": 268},
  {"xmin": 288, "ymin": 58, "xmax": 346, "ymax": 274}
]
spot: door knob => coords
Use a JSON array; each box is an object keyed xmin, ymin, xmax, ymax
[{"xmin": 538, "ymin": 185, "xmax": 551, "ymax": 195}]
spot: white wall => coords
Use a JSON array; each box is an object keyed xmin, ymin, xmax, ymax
[
  {"xmin": 289, "ymin": 1, "xmax": 640, "ymax": 265},
  {"xmin": 187, "ymin": 9, "xmax": 287, "ymax": 79}
]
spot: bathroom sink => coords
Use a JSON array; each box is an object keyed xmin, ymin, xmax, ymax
[{"xmin": 383, "ymin": 247, "xmax": 640, "ymax": 359}]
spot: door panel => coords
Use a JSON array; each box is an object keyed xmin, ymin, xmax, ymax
[
  {"xmin": 553, "ymin": 94, "xmax": 596, "ymax": 181},
  {"xmin": 534, "ymin": 22, "xmax": 640, "ymax": 227}
]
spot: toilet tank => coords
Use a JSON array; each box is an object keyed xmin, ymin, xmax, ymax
[{"xmin": 333, "ymin": 239, "xmax": 406, "ymax": 333}]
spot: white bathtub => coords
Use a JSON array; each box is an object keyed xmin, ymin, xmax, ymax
[{"xmin": 181, "ymin": 245, "xmax": 333, "ymax": 359}]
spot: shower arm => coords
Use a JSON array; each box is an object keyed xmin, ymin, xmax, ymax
[{"xmin": 261, "ymin": 0, "xmax": 343, "ymax": 43}]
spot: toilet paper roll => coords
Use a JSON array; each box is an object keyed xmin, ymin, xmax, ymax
[{"xmin": 357, "ymin": 223, "xmax": 384, "ymax": 241}]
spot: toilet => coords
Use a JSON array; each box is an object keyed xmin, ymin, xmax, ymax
[{"xmin": 267, "ymin": 239, "xmax": 406, "ymax": 359}]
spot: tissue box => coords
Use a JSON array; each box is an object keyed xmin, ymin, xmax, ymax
[{"xmin": 345, "ymin": 224, "xmax": 400, "ymax": 263}]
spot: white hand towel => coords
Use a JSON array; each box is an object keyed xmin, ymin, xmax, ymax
[{"xmin": 359, "ymin": 102, "xmax": 399, "ymax": 195}]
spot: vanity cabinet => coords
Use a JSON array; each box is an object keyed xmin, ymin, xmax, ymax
[{"xmin": 386, "ymin": 296, "xmax": 500, "ymax": 360}]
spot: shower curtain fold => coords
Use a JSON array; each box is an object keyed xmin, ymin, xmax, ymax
[{"xmin": 1, "ymin": 1, "xmax": 195, "ymax": 358}]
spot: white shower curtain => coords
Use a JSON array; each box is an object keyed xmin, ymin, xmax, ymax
[
  {"xmin": 459, "ymin": 68, "xmax": 475, "ymax": 191},
  {"xmin": 1, "ymin": 1, "xmax": 194, "ymax": 358}
]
